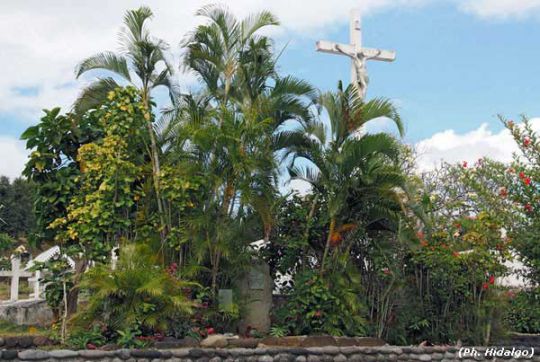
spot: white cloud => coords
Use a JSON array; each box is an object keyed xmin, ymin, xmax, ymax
[
  {"xmin": 0, "ymin": 137, "xmax": 28, "ymax": 180},
  {"xmin": 1, "ymin": 0, "xmax": 534, "ymax": 124},
  {"xmin": 415, "ymin": 118, "xmax": 540, "ymax": 171},
  {"xmin": 0, "ymin": 0, "xmax": 430, "ymax": 122},
  {"xmin": 459, "ymin": 0, "xmax": 540, "ymax": 19}
]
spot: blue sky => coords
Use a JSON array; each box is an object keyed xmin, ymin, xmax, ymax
[
  {"xmin": 278, "ymin": 1, "xmax": 540, "ymax": 142},
  {"xmin": 2, "ymin": 0, "xmax": 540, "ymax": 177}
]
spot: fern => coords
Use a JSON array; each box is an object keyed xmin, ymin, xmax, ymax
[{"xmin": 73, "ymin": 244, "xmax": 196, "ymax": 332}]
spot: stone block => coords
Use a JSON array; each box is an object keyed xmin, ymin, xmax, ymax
[
  {"xmin": 300, "ymin": 337, "xmax": 337, "ymax": 348},
  {"xmin": 78, "ymin": 350, "xmax": 109, "ymax": 359},
  {"xmin": 354, "ymin": 337, "xmax": 386, "ymax": 347},
  {"xmin": 227, "ymin": 338, "xmax": 260, "ymax": 348},
  {"xmin": 1, "ymin": 350, "xmax": 18, "ymax": 360},
  {"xmin": 18, "ymin": 336, "xmax": 35, "ymax": 348},
  {"xmin": 200, "ymin": 335, "xmax": 228, "ymax": 348},
  {"xmin": 17, "ymin": 350, "xmax": 49, "ymax": 360},
  {"xmin": 334, "ymin": 337, "xmax": 356, "ymax": 347},
  {"xmin": 0, "ymin": 300, "xmax": 53, "ymax": 327},
  {"xmin": 259, "ymin": 336, "xmax": 305, "ymax": 347},
  {"xmin": 48, "ymin": 350, "xmax": 78, "ymax": 359},
  {"xmin": 131, "ymin": 350, "xmax": 162, "ymax": 359}
]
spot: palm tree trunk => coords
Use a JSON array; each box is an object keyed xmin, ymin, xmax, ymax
[
  {"xmin": 304, "ymin": 195, "xmax": 318, "ymax": 239},
  {"xmin": 211, "ymin": 251, "xmax": 221, "ymax": 294},
  {"xmin": 320, "ymin": 217, "xmax": 335, "ymax": 276},
  {"xmin": 142, "ymin": 90, "xmax": 167, "ymax": 244},
  {"xmin": 303, "ymin": 195, "xmax": 318, "ymax": 268},
  {"xmin": 209, "ymin": 181, "xmax": 234, "ymax": 294}
]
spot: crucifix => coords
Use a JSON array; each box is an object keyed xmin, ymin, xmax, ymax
[{"xmin": 316, "ymin": 9, "xmax": 396, "ymax": 99}]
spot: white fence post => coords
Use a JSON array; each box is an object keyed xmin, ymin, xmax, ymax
[
  {"xmin": 9, "ymin": 256, "xmax": 20, "ymax": 302},
  {"xmin": 31, "ymin": 270, "xmax": 41, "ymax": 300}
]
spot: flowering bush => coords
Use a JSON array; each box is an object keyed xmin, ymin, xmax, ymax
[
  {"xmin": 273, "ymin": 270, "xmax": 366, "ymax": 336},
  {"xmin": 401, "ymin": 211, "xmax": 510, "ymax": 344},
  {"xmin": 505, "ymin": 288, "xmax": 540, "ymax": 333}
]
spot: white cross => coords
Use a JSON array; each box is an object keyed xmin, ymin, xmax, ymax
[
  {"xmin": 0, "ymin": 256, "xmax": 34, "ymax": 301},
  {"xmin": 316, "ymin": 9, "xmax": 396, "ymax": 99}
]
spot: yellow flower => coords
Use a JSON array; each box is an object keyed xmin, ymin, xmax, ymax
[{"xmin": 67, "ymin": 228, "xmax": 78, "ymax": 240}]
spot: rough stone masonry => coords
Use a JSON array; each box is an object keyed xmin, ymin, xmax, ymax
[{"xmin": 1, "ymin": 346, "xmax": 539, "ymax": 362}]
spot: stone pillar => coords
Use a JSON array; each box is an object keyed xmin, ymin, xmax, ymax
[
  {"xmin": 32, "ymin": 270, "xmax": 41, "ymax": 300},
  {"xmin": 10, "ymin": 256, "xmax": 20, "ymax": 302},
  {"xmin": 236, "ymin": 258, "xmax": 273, "ymax": 335}
]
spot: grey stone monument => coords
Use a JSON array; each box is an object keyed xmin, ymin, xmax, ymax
[
  {"xmin": 236, "ymin": 258, "xmax": 273, "ymax": 335},
  {"xmin": 218, "ymin": 288, "xmax": 233, "ymax": 312}
]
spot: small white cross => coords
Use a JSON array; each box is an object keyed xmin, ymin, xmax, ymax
[{"xmin": 316, "ymin": 9, "xmax": 396, "ymax": 99}]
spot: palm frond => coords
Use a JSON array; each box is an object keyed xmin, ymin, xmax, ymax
[
  {"xmin": 358, "ymin": 97, "xmax": 404, "ymax": 137},
  {"xmin": 122, "ymin": 6, "xmax": 153, "ymax": 44},
  {"xmin": 75, "ymin": 52, "xmax": 131, "ymax": 81},
  {"xmin": 72, "ymin": 77, "xmax": 120, "ymax": 115},
  {"xmin": 240, "ymin": 10, "xmax": 279, "ymax": 40}
]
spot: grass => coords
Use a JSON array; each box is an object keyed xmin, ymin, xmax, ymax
[
  {"xmin": 0, "ymin": 320, "xmax": 48, "ymax": 337},
  {"xmin": 0, "ymin": 279, "xmax": 33, "ymax": 300}
]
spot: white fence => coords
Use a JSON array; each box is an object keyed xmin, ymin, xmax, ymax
[{"xmin": 0, "ymin": 246, "xmax": 116, "ymax": 303}]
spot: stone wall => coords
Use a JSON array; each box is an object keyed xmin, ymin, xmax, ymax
[
  {"xmin": 0, "ymin": 300, "xmax": 53, "ymax": 327},
  {"xmin": 1, "ymin": 346, "xmax": 539, "ymax": 361}
]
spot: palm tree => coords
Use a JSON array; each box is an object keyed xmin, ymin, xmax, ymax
[
  {"xmin": 74, "ymin": 7, "xmax": 172, "ymax": 241},
  {"xmin": 285, "ymin": 83, "xmax": 405, "ymax": 274},
  {"xmin": 169, "ymin": 5, "xmax": 315, "ymax": 292},
  {"xmin": 75, "ymin": 244, "xmax": 194, "ymax": 332},
  {"xmin": 182, "ymin": 4, "xmax": 279, "ymax": 104}
]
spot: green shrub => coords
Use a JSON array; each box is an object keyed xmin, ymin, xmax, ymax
[
  {"xmin": 274, "ymin": 270, "xmax": 366, "ymax": 336},
  {"xmin": 116, "ymin": 328, "xmax": 147, "ymax": 348},
  {"xmin": 73, "ymin": 244, "xmax": 195, "ymax": 334},
  {"xmin": 67, "ymin": 326, "xmax": 105, "ymax": 349},
  {"xmin": 506, "ymin": 288, "xmax": 540, "ymax": 333}
]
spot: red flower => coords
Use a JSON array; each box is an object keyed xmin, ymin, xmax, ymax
[
  {"xmin": 482, "ymin": 282, "xmax": 489, "ymax": 290},
  {"xmin": 330, "ymin": 232, "xmax": 343, "ymax": 246},
  {"xmin": 489, "ymin": 275, "xmax": 495, "ymax": 285},
  {"xmin": 524, "ymin": 137, "xmax": 531, "ymax": 147},
  {"xmin": 519, "ymin": 171, "xmax": 526, "ymax": 179},
  {"xmin": 206, "ymin": 327, "xmax": 215, "ymax": 335},
  {"xmin": 499, "ymin": 187, "xmax": 508, "ymax": 197},
  {"xmin": 525, "ymin": 203, "xmax": 533, "ymax": 212},
  {"xmin": 524, "ymin": 177, "xmax": 532, "ymax": 186},
  {"xmin": 416, "ymin": 231, "xmax": 425, "ymax": 239},
  {"xmin": 462, "ymin": 161, "xmax": 468, "ymax": 168}
]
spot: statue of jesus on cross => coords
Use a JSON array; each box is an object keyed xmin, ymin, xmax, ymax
[{"xmin": 316, "ymin": 9, "xmax": 396, "ymax": 100}]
